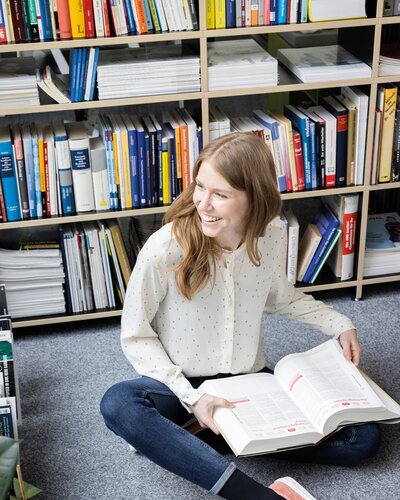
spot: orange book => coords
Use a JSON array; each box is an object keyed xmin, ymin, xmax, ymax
[
  {"xmin": 132, "ymin": 0, "xmax": 148, "ymax": 33},
  {"xmin": 102, "ymin": 0, "xmax": 111, "ymax": 36},
  {"xmin": 172, "ymin": 111, "xmax": 190, "ymax": 190},
  {"xmin": 251, "ymin": 0, "xmax": 258, "ymax": 26},
  {"xmin": 56, "ymin": 0, "xmax": 72, "ymax": 39}
]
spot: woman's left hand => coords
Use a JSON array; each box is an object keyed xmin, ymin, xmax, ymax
[{"xmin": 339, "ymin": 329, "xmax": 361, "ymax": 366}]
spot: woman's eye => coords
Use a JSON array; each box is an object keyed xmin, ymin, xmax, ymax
[{"xmin": 215, "ymin": 193, "xmax": 227, "ymax": 199}]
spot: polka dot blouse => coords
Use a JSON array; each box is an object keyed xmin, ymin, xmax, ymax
[{"xmin": 121, "ymin": 218, "xmax": 355, "ymax": 407}]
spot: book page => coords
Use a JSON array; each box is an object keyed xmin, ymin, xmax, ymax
[
  {"xmin": 274, "ymin": 340, "xmax": 384, "ymax": 433},
  {"xmin": 203, "ymin": 373, "xmax": 318, "ymax": 440}
]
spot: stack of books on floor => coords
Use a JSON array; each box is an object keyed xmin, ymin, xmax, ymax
[
  {"xmin": 207, "ymin": 38, "xmax": 278, "ymax": 90},
  {"xmin": 276, "ymin": 45, "xmax": 372, "ymax": 83},
  {"xmin": 364, "ymin": 212, "xmax": 400, "ymax": 277},
  {"xmin": 97, "ymin": 45, "xmax": 200, "ymax": 99},
  {"xmin": 0, "ymin": 246, "xmax": 65, "ymax": 318},
  {"xmin": 0, "ymin": 57, "xmax": 40, "ymax": 108},
  {"xmin": 379, "ymin": 44, "xmax": 400, "ymax": 76}
]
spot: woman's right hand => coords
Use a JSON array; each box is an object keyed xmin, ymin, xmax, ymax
[{"xmin": 189, "ymin": 394, "xmax": 235, "ymax": 435}]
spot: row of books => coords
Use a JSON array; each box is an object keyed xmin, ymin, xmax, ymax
[
  {"xmin": 371, "ymin": 83, "xmax": 400, "ymax": 185},
  {"xmin": 0, "ymin": 108, "xmax": 201, "ymax": 222},
  {"xmin": 0, "ymin": 0, "xmax": 198, "ymax": 43},
  {"xmin": 206, "ymin": 0, "xmax": 367, "ymax": 29},
  {"xmin": 60, "ymin": 219, "xmax": 131, "ymax": 313},
  {"xmin": 0, "ymin": 312, "xmax": 20, "ymax": 440},
  {"xmin": 282, "ymin": 194, "xmax": 360, "ymax": 285},
  {"xmin": 209, "ymin": 86, "xmax": 368, "ymax": 193}
]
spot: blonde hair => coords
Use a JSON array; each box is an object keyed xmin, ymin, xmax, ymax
[{"xmin": 164, "ymin": 132, "xmax": 282, "ymax": 299}]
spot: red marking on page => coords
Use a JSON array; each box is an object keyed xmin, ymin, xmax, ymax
[
  {"xmin": 230, "ymin": 398, "xmax": 250, "ymax": 404},
  {"xmin": 289, "ymin": 373, "xmax": 303, "ymax": 391},
  {"xmin": 288, "ymin": 428, "xmax": 296, "ymax": 432},
  {"xmin": 342, "ymin": 402, "xmax": 350, "ymax": 406}
]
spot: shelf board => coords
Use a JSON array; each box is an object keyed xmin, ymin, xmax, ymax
[
  {"xmin": 0, "ymin": 205, "xmax": 169, "ymax": 230},
  {"xmin": 1, "ymin": 92, "xmax": 203, "ymax": 117},
  {"xmin": 298, "ymin": 280, "xmax": 358, "ymax": 294},
  {"xmin": 281, "ymin": 186, "xmax": 363, "ymax": 201},
  {"xmin": 361, "ymin": 274, "xmax": 400, "ymax": 286},
  {"xmin": 380, "ymin": 16, "xmax": 400, "ymax": 25},
  {"xmin": 204, "ymin": 18, "xmax": 377, "ymax": 38},
  {"xmin": 12, "ymin": 308, "xmax": 122, "ymax": 328},
  {"xmin": 0, "ymin": 31, "xmax": 201, "ymax": 53},
  {"xmin": 368, "ymin": 181, "xmax": 400, "ymax": 191}
]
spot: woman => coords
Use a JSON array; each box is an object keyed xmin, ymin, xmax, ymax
[{"xmin": 101, "ymin": 133, "xmax": 380, "ymax": 499}]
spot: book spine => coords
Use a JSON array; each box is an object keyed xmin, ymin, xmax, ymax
[
  {"xmin": 56, "ymin": 0, "xmax": 72, "ymax": 38},
  {"xmin": 277, "ymin": 0, "xmax": 286, "ymax": 24},
  {"xmin": 68, "ymin": 0, "xmax": 86, "ymax": 38},
  {"xmin": 21, "ymin": 127, "xmax": 36, "ymax": 218},
  {"xmin": 25, "ymin": 0, "xmax": 39, "ymax": 41},
  {"xmin": 0, "ymin": 180, "xmax": 7, "ymax": 221},
  {"xmin": 30, "ymin": 128, "xmax": 43, "ymax": 217},
  {"xmin": 378, "ymin": 86, "xmax": 397, "ymax": 183},
  {"xmin": 20, "ymin": 0, "xmax": 33, "ymax": 41},
  {"xmin": 83, "ymin": 0, "xmax": 95, "ymax": 37},
  {"xmin": 68, "ymin": 137, "xmax": 95, "ymax": 212},
  {"xmin": 226, "ymin": 0, "xmax": 235, "ymax": 27},
  {"xmin": 132, "ymin": 0, "xmax": 148, "ymax": 32},
  {"xmin": 0, "ymin": 0, "xmax": 9, "ymax": 42},
  {"xmin": 55, "ymin": 134, "xmax": 76, "ymax": 215},
  {"xmin": 392, "ymin": 108, "xmax": 400, "ymax": 183},
  {"xmin": 206, "ymin": 0, "xmax": 215, "ymax": 28},
  {"xmin": 340, "ymin": 195, "xmax": 359, "ymax": 281},
  {"xmin": 292, "ymin": 130, "xmax": 305, "ymax": 191},
  {"xmin": 9, "ymin": 0, "xmax": 26, "ymax": 41},
  {"xmin": 0, "ymin": 136, "xmax": 21, "ymax": 222},
  {"xmin": 36, "ymin": 0, "xmax": 53, "ymax": 40},
  {"xmin": 12, "ymin": 132, "xmax": 29, "ymax": 220}
]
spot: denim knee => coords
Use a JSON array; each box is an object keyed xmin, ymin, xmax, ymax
[
  {"xmin": 342, "ymin": 423, "xmax": 381, "ymax": 466},
  {"xmin": 100, "ymin": 381, "xmax": 142, "ymax": 431}
]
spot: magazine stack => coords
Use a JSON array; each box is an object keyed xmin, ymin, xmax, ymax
[
  {"xmin": 0, "ymin": 57, "xmax": 40, "ymax": 108},
  {"xmin": 207, "ymin": 38, "xmax": 278, "ymax": 91},
  {"xmin": 97, "ymin": 45, "xmax": 200, "ymax": 100},
  {"xmin": 0, "ymin": 247, "xmax": 66, "ymax": 318},
  {"xmin": 364, "ymin": 212, "xmax": 400, "ymax": 277},
  {"xmin": 276, "ymin": 45, "xmax": 372, "ymax": 83},
  {"xmin": 379, "ymin": 44, "xmax": 400, "ymax": 76}
]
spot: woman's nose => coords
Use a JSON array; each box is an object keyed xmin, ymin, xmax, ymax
[{"xmin": 198, "ymin": 192, "xmax": 212, "ymax": 209}]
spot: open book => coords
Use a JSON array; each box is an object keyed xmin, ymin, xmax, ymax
[{"xmin": 198, "ymin": 339, "xmax": 400, "ymax": 457}]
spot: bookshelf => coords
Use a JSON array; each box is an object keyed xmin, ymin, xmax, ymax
[{"xmin": 0, "ymin": 0, "xmax": 399, "ymax": 328}]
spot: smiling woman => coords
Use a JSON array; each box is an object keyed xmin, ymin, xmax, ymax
[{"xmin": 100, "ymin": 132, "xmax": 380, "ymax": 500}]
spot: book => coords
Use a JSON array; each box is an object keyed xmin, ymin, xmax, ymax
[
  {"xmin": 277, "ymin": 45, "xmax": 371, "ymax": 83},
  {"xmin": 284, "ymin": 105, "xmax": 311, "ymax": 190},
  {"xmin": 282, "ymin": 208, "xmax": 299, "ymax": 284},
  {"xmin": 308, "ymin": 228, "xmax": 342, "ymax": 284},
  {"xmin": 196, "ymin": 339, "xmax": 400, "ymax": 457},
  {"xmin": 89, "ymin": 136, "xmax": 111, "ymax": 211},
  {"xmin": 0, "ymin": 126, "xmax": 21, "ymax": 222},
  {"xmin": 296, "ymin": 223, "xmax": 322, "ymax": 281},
  {"xmin": 302, "ymin": 204, "xmax": 340, "ymax": 283},
  {"xmin": 66, "ymin": 122, "xmax": 95, "ymax": 213},
  {"xmin": 308, "ymin": 0, "xmax": 366, "ymax": 22},
  {"xmin": 341, "ymin": 86, "xmax": 369, "ymax": 186},
  {"xmin": 269, "ymin": 477, "xmax": 316, "ymax": 500},
  {"xmin": 324, "ymin": 193, "xmax": 359, "ymax": 280},
  {"xmin": 53, "ymin": 120, "xmax": 76, "ymax": 216},
  {"xmin": 377, "ymin": 84, "xmax": 398, "ymax": 183}
]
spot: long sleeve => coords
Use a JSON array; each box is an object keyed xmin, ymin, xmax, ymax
[
  {"xmin": 264, "ymin": 223, "xmax": 355, "ymax": 338},
  {"xmin": 121, "ymin": 232, "xmax": 204, "ymax": 407}
]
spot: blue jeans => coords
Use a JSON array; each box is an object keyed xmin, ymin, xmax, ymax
[{"xmin": 100, "ymin": 371, "xmax": 381, "ymax": 496}]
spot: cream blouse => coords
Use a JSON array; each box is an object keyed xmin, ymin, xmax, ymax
[{"xmin": 121, "ymin": 218, "xmax": 355, "ymax": 407}]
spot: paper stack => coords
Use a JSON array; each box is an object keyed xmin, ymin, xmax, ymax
[
  {"xmin": 207, "ymin": 39, "xmax": 278, "ymax": 91},
  {"xmin": 277, "ymin": 45, "xmax": 371, "ymax": 83},
  {"xmin": 0, "ymin": 248, "xmax": 66, "ymax": 318},
  {"xmin": 0, "ymin": 57, "xmax": 40, "ymax": 108},
  {"xmin": 364, "ymin": 212, "xmax": 400, "ymax": 277},
  {"xmin": 379, "ymin": 44, "xmax": 400, "ymax": 76},
  {"xmin": 97, "ymin": 45, "xmax": 200, "ymax": 100}
]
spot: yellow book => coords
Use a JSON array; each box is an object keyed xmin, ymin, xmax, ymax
[
  {"xmin": 163, "ymin": 112, "xmax": 182, "ymax": 194},
  {"xmin": 206, "ymin": 0, "xmax": 215, "ymax": 29},
  {"xmin": 377, "ymin": 85, "xmax": 398, "ymax": 183},
  {"xmin": 119, "ymin": 119, "xmax": 132, "ymax": 209},
  {"xmin": 68, "ymin": 0, "xmax": 86, "ymax": 38},
  {"xmin": 215, "ymin": 0, "xmax": 225, "ymax": 29},
  {"xmin": 162, "ymin": 148, "xmax": 169, "ymax": 206},
  {"xmin": 38, "ymin": 129, "xmax": 46, "ymax": 195}
]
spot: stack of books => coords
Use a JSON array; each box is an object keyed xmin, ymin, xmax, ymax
[
  {"xmin": 207, "ymin": 39, "xmax": 278, "ymax": 91},
  {"xmin": 364, "ymin": 212, "xmax": 400, "ymax": 277},
  {"xmin": 379, "ymin": 44, "xmax": 400, "ymax": 76},
  {"xmin": 0, "ymin": 247, "xmax": 66, "ymax": 319},
  {"xmin": 277, "ymin": 45, "xmax": 372, "ymax": 83},
  {"xmin": 97, "ymin": 46, "xmax": 200, "ymax": 100},
  {"xmin": 0, "ymin": 57, "xmax": 40, "ymax": 108}
]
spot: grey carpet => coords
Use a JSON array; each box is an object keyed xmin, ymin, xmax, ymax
[{"xmin": 14, "ymin": 283, "xmax": 400, "ymax": 499}]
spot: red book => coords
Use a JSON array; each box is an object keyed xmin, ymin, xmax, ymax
[
  {"xmin": 9, "ymin": 0, "xmax": 26, "ymax": 42},
  {"xmin": 102, "ymin": 0, "xmax": 111, "ymax": 36},
  {"xmin": 292, "ymin": 130, "xmax": 306, "ymax": 191},
  {"xmin": 0, "ymin": 180, "xmax": 7, "ymax": 222},
  {"xmin": 56, "ymin": 0, "xmax": 72, "ymax": 39},
  {"xmin": 83, "ymin": 0, "xmax": 95, "ymax": 37}
]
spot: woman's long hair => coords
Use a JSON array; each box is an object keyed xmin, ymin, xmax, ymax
[{"xmin": 164, "ymin": 132, "xmax": 282, "ymax": 299}]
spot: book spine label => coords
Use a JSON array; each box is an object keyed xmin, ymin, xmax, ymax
[
  {"xmin": 0, "ymin": 145, "xmax": 21, "ymax": 221},
  {"xmin": 69, "ymin": 143, "xmax": 95, "ymax": 212}
]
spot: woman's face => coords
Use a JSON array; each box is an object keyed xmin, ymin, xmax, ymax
[{"xmin": 193, "ymin": 160, "xmax": 250, "ymax": 250}]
